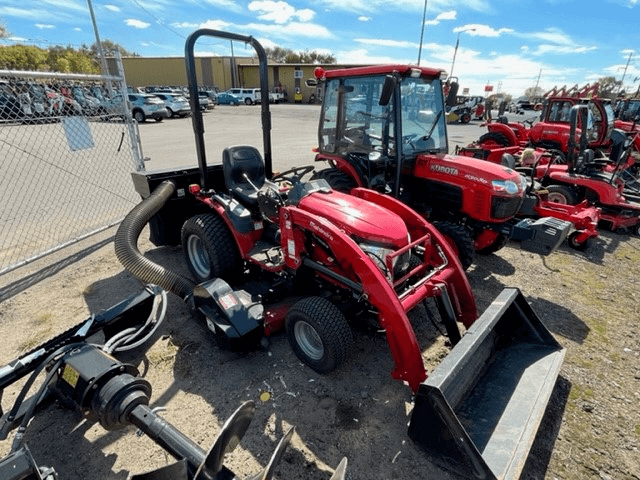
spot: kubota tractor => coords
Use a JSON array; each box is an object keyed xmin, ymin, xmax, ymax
[
  {"xmin": 310, "ymin": 64, "xmax": 570, "ymax": 269},
  {"xmin": 115, "ymin": 30, "xmax": 566, "ymax": 480}
]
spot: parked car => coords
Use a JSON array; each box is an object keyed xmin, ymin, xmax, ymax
[
  {"xmin": 214, "ymin": 92, "xmax": 240, "ymax": 105},
  {"xmin": 104, "ymin": 93, "xmax": 169, "ymax": 122},
  {"xmin": 225, "ymin": 88, "xmax": 260, "ymax": 105},
  {"xmin": 153, "ymin": 93, "xmax": 191, "ymax": 118}
]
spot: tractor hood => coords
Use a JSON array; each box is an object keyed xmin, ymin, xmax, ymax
[
  {"xmin": 416, "ymin": 153, "xmax": 526, "ymax": 189},
  {"xmin": 298, "ymin": 189, "xmax": 408, "ymax": 247}
]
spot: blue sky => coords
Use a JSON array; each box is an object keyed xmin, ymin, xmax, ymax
[{"xmin": 1, "ymin": 0, "xmax": 639, "ymax": 97}]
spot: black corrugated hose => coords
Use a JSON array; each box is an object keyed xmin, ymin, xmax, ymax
[{"xmin": 115, "ymin": 180, "xmax": 196, "ymax": 300}]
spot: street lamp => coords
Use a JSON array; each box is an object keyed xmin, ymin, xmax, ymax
[{"xmin": 449, "ymin": 27, "xmax": 475, "ymax": 79}]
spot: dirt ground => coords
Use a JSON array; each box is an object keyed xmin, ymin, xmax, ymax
[{"xmin": 1, "ymin": 220, "xmax": 639, "ymax": 480}]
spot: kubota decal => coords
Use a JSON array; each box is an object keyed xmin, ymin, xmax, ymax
[
  {"xmin": 464, "ymin": 174, "xmax": 488, "ymax": 184},
  {"xmin": 430, "ymin": 164, "xmax": 459, "ymax": 175}
]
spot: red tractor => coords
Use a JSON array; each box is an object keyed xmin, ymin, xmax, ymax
[
  {"xmin": 115, "ymin": 30, "xmax": 566, "ymax": 480},
  {"xmin": 310, "ymin": 64, "xmax": 570, "ymax": 269},
  {"xmin": 532, "ymin": 104, "xmax": 640, "ymax": 234}
]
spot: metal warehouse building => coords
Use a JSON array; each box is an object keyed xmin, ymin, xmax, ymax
[{"xmin": 116, "ymin": 55, "xmax": 327, "ymax": 104}]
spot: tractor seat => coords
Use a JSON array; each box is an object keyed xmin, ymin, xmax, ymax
[{"xmin": 222, "ymin": 146, "xmax": 277, "ymax": 208}]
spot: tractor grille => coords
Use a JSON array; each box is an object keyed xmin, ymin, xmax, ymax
[{"xmin": 491, "ymin": 196, "xmax": 523, "ymax": 220}]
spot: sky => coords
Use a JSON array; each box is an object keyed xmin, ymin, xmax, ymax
[{"xmin": 1, "ymin": 0, "xmax": 639, "ymax": 98}]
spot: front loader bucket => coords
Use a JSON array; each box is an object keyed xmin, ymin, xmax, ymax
[{"xmin": 408, "ymin": 288, "xmax": 564, "ymax": 480}]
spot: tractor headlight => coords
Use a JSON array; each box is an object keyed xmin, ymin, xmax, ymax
[
  {"xmin": 491, "ymin": 179, "xmax": 520, "ymax": 195},
  {"xmin": 359, "ymin": 242, "xmax": 411, "ymax": 279}
]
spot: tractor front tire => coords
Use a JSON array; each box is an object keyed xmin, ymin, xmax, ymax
[
  {"xmin": 475, "ymin": 232, "xmax": 510, "ymax": 255},
  {"xmin": 286, "ymin": 297, "xmax": 353, "ymax": 374},
  {"xmin": 311, "ymin": 168, "xmax": 357, "ymax": 192},
  {"xmin": 546, "ymin": 185, "xmax": 579, "ymax": 205},
  {"xmin": 181, "ymin": 214, "xmax": 241, "ymax": 283},
  {"xmin": 433, "ymin": 221, "xmax": 475, "ymax": 270}
]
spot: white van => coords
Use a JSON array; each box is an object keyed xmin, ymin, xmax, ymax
[{"xmin": 225, "ymin": 88, "xmax": 260, "ymax": 105}]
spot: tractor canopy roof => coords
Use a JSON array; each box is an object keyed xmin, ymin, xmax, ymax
[{"xmin": 314, "ymin": 65, "xmax": 444, "ymax": 81}]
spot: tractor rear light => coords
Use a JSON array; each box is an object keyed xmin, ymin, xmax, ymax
[
  {"xmin": 409, "ymin": 68, "xmax": 421, "ymax": 78},
  {"xmin": 189, "ymin": 184, "xmax": 201, "ymax": 195}
]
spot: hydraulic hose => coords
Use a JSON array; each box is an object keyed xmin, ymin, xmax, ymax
[{"xmin": 115, "ymin": 180, "xmax": 196, "ymax": 300}]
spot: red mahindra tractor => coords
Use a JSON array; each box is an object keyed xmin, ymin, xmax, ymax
[
  {"xmin": 114, "ymin": 29, "xmax": 566, "ymax": 480},
  {"xmin": 310, "ymin": 64, "xmax": 570, "ymax": 269},
  {"xmin": 533, "ymin": 104, "xmax": 640, "ymax": 234}
]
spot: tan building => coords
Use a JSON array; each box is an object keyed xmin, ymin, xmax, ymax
[{"xmin": 115, "ymin": 55, "xmax": 350, "ymax": 104}]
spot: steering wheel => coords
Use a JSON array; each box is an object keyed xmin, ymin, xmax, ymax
[{"xmin": 271, "ymin": 165, "xmax": 315, "ymax": 185}]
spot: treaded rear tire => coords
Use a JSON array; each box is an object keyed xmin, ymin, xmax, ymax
[
  {"xmin": 286, "ymin": 297, "xmax": 353, "ymax": 373},
  {"xmin": 181, "ymin": 214, "xmax": 241, "ymax": 283},
  {"xmin": 478, "ymin": 131, "xmax": 511, "ymax": 147},
  {"xmin": 311, "ymin": 168, "xmax": 357, "ymax": 192},
  {"xmin": 546, "ymin": 184, "xmax": 579, "ymax": 205},
  {"xmin": 433, "ymin": 221, "xmax": 475, "ymax": 270}
]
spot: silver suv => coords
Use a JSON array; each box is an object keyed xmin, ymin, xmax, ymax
[{"xmin": 153, "ymin": 93, "xmax": 191, "ymax": 118}]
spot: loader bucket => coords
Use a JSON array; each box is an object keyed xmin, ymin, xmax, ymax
[{"xmin": 408, "ymin": 288, "xmax": 564, "ymax": 480}]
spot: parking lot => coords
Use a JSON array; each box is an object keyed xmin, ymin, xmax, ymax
[{"xmin": 137, "ymin": 103, "xmax": 531, "ymax": 171}]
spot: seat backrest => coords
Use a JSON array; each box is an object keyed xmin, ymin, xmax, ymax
[{"xmin": 223, "ymin": 146, "xmax": 265, "ymax": 191}]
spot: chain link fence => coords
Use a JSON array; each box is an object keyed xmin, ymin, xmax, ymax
[{"xmin": 0, "ymin": 60, "xmax": 145, "ymax": 278}]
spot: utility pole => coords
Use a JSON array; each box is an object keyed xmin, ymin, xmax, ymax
[
  {"xmin": 417, "ymin": 0, "xmax": 428, "ymax": 65},
  {"xmin": 87, "ymin": 0, "xmax": 112, "ymax": 94},
  {"xmin": 619, "ymin": 52, "xmax": 633, "ymax": 93},
  {"xmin": 534, "ymin": 68, "xmax": 542, "ymax": 94}
]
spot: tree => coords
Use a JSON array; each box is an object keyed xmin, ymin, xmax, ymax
[
  {"xmin": 0, "ymin": 45, "xmax": 48, "ymax": 70},
  {"xmin": 0, "ymin": 44, "xmax": 99, "ymax": 73},
  {"xmin": 0, "ymin": 22, "xmax": 8, "ymax": 39},
  {"xmin": 596, "ymin": 76, "xmax": 622, "ymax": 94},
  {"xmin": 89, "ymin": 40, "xmax": 139, "ymax": 58},
  {"xmin": 265, "ymin": 46, "xmax": 335, "ymax": 64},
  {"xmin": 524, "ymin": 86, "xmax": 544, "ymax": 99}
]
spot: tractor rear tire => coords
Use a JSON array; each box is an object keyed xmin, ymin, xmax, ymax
[
  {"xmin": 311, "ymin": 168, "xmax": 357, "ymax": 192},
  {"xmin": 475, "ymin": 233, "xmax": 510, "ymax": 255},
  {"xmin": 478, "ymin": 131, "xmax": 511, "ymax": 147},
  {"xmin": 286, "ymin": 297, "xmax": 353, "ymax": 374},
  {"xmin": 181, "ymin": 214, "xmax": 241, "ymax": 283},
  {"xmin": 546, "ymin": 185, "xmax": 579, "ymax": 205},
  {"xmin": 433, "ymin": 221, "xmax": 475, "ymax": 270}
]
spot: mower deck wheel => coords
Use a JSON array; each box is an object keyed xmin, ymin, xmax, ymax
[
  {"xmin": 568, "ymin": 231, "xmax": 590, "ymax": 251},
  {"xmin": 286, "ymin": 297, "xmax": 353, "ymax": 374},
  {"xmin": 181, "ymin": 214, "xmax": 241, "ymax": 283}
]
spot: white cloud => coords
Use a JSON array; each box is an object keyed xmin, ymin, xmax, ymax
[
  {"xmin": 203, "ymin": 0, "xmax": 243, "ymax": 13},
  {"xmin": 359, "ymin": 16, "xmax": 372, "ymax": 22},
  {"xmin": 354, "ymin": 38, "xmax": 420, "ymax": 49},
  {"xmin": 125, "ymin": 19, "xmax": 151, "ymax": 29},
  {"xmin": 74, "ymin": 27, "xmax": 82, "ymax": 32},
  {"xmin": 454, "ymin": 24, "xmax": 514, "ymax": 37},
  {"xmin": 336, "ymin": 48, "xmax": 414, "ymax": 65},
  {"xmin": 198, "ymin": 19, "xmax": 233, "ymax": 30},
  {"xmin": 320, "ymin": 0, "xmax": 489, "ymax": 13},
  {"xmin": 35, "ymin": 24, "xmax": 55, "ymax": 29},
  {"xmin": 105, "ymin": 5, "xmax": 121, "ymax": 12},
  {"xmin": 248, "ymin": 1, "xmax": 315, "ymax": 24},
  {"xmin": 424, "ymin": 10, "xmax": 457, "ymax": 26}
]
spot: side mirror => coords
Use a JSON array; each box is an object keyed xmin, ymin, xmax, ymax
[{"xmin": 379, "ymin": 75, "xmax": 395, "ymax": 106}]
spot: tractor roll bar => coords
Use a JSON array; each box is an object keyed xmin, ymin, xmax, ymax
[{"xmin": 185, "ymin": 29, "xmax": 273, "ymax": 191}]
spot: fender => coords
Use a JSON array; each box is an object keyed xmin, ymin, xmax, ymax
[
  {"xmin": 314, "ymin": 153, "xmax": 366, "ymax": 187},
  {"xmin": 486, "ymin": 122, "xmax": 519, "ymax": 146}
]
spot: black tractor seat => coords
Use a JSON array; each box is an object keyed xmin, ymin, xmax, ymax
[{"xmin": 222, "ymin": 145, "xmax": 279, "ymax": 209}]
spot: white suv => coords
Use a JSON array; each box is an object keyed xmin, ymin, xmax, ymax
[{"xmin": 226, "ymin": 88, "xmax": 260, "ymax": 105}]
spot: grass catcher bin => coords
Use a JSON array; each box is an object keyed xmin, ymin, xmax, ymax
[{"xmin": 408, "ymin": 288, "xmax": 565, "ymax": 480}]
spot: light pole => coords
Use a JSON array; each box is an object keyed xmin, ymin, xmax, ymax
[{"xmin": 449, "ymin": 27, "xmax": 475, "ymax": 79}]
